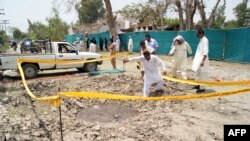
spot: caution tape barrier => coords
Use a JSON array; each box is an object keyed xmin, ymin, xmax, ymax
[
  {"xmin": 18, "ymin": 60, "xmax": 250, "ymax": 107},
  {"xmin": 16, "ymin": 53, "xmax": 250, "ymax": 107},
  {"xmin": 162, "ymin": 75, "xmax": 250, "ymax": 86},
  {"xmin": 17, "ymin": 52, "xmax": 128, "ymax": 64}
]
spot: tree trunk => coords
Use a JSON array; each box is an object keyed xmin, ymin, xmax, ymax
[
  {"xmin": 185, "ymin": 0, "xmax": 191, "ymax": 30},
  {"xmin": 197, "ymin": 0, "xmax": 207, "ymax": 28},
  {"xmin": 190, "ymin": 0, "xmax": 197, "ymax": 29},
  {"xmin": 207, "ymin": 0, "xmax": 222, "ymax": 28},
  {"xmin": 175, "ymin": 0, "xmax": 185, "ymax": 30},
  {"xmin": 104, "ymin": 0, "xmax": 117, "ymax": 37},
  {"xmin": 161, "ymin": 0, "xmax": 172, "ymax": 28}
]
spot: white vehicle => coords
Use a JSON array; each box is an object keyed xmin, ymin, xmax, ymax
[{"xmin": 0, "ymin": 42, "xmax": 102, "ymax": 79}]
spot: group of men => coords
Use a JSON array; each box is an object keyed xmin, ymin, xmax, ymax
[
  {"xmin": 127, "ymin": 34, "xmax": 158, "ymax": 54},
  {"xmin": 123, "ymin": 29, "xmax": 209, "ymax": 97},
  {"xmin": 84, "ymin": 34, "xmax": 119, "ymax": 53}
]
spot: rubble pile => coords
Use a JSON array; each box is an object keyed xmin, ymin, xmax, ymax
[{"xmin": 0, "ymin": 73, "xmax": 192, "ymax": 140}]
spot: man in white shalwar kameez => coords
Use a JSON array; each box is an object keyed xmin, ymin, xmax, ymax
[
  {"xmin": 138, "ymin": 41, "xmax": 154, "ymax": 78},
  {"xmin": 89, "ymin": 40, "xmax": 96, "ymax": 53},
  {"xmin": 123, "ymin": 50, "xmax": 167, "ymax": 97},
  {"xmin": 192, "ymin": 29, "xmax": 209, "ymax": 93},
  {"xmin": 75, "ymin": 37, "xmax": 81, "ymax": 51},
  {"xmin": 128, "ymin": 36, "xmax": 133, "ymax": 53},
  {"xmin": 169, "ymin": 35, "xmax": 192, "ymax": 79},
  {"xmin": 115, "ymin": 36, "xmax": 120, "ymax": 52}
]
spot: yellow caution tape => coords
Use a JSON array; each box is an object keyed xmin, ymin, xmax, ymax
[
  {"xmin": 162, "ymin": 75, "xmax": 250, "ymax": 86},
  {"xmin": 16, "ymin": 52, "xmax": 250, "ymax": 107},
  {"xmin": 59, "ymin": 87, "xmax": 250, "ymax": 101},
  {"xmin": 18, "ymin": 52, "xmax": 128, "ymax": 64},
  {"xmin": 17, "ymin": 62, "xmax": 61, "ymax": 107},
  {"xmin": 19, "ymin": 56, "xmax": 250, "ymax": 106}
]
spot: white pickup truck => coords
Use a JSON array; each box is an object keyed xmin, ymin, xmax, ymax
[{"xmin": 0, "ymin": 42, "xmax": 102, "ymax": 78}]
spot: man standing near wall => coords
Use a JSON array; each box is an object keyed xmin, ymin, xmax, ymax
[
  {"xmin": 75, "ymin": 37, "xmax": 81, "ymax": 51},
  {"xmin": 145, "ymin": 34, "xmax": 158, "ymax": 54},
  {"xmin": 85, "ymin": 33, "xmax": 89, "ymax": 51},
  {"xmin": 99, "ymin": 36, "xmax": 104, "ymax": 51},
  {"xmin": 104, "ymin": 37, "xmax": 108, "ymax": 51},
  {"xmin": 192, "ymin": 29, "xmax": 209, "ymax": 93},
  {"xmin": 109, "ymin": 38, "xmax": 117, "ymax": 69},
  {"xmin": 89, "ymin": 40, "xmax": 96, "ymax": 53},
  {"xmin": 115, "ymin": 36, "xmax": 120, "ymax": 52},
  {"xmin": 127, "ymin": 36, "xmax": 133, "ymax": 54}
]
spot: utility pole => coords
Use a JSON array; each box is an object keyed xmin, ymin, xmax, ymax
[
  {"xmin": 0, "ymin": 9, "xmax": 7, "ymax": 31},
  {"xmin": 0, "ymin": 20, "xmax": 9, "ymax": 31},
  {"xmin": 0, "ymin": 9, "xmax": 4, "ymax": 15}
]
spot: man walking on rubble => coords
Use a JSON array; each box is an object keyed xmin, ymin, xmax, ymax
[
  {"xmin": 138, "ymin": 40, "xmax": 155, "ymax": 79},
  {"xmin": 169, "ymin": 35, "xmax": 192, "ymax": 79},
  {"xmin": 123, "ymin": 50, "xmax": 167, "ymax": 97},
  {"xmin": 192, "ymin": 29, "xmax": 210, "ymax": 93}
]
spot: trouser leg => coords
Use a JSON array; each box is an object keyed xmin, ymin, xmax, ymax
[
  {"xmin": 156, "ymin": 80, "xmax": 164, "ymax": 90},
  {"xmin": 195, "ymin": 67, "xmax": 206, "ymax": 89},
  {"xmin": 143, "ymin": 83, "xmax": 151, "ymax": 97},
  {"xmin": 141, "ymin": 71, "xmax": 144, "ymax": 79},
  {"xmin": 181, "ymin": 71, "xmax": 187, "ymax": 80},
  {"xmin": 180, "ymin": 58, "xmax": 187, "ymax": 79},
  {"xmin": 111, "ymin": 58, "xmax": 116, "ymax": 69},
  {"xmin": 171, "ymin": 67, "xmax": 177, "ymax": 77}
]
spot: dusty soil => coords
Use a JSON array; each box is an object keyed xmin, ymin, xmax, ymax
[{"xmin": 0, "ymin": 51, "xmax": 250, "ymax": 141}]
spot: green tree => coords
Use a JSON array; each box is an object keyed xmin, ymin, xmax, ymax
[
  {"xmin": 0, "ymin": 30, "xmax": 8, "ymax": 45},
  {"xmin": 46, "ymin": 8, "xmax": 69, "ymax": 41},
  {"xmin": 0, "ymin": 30, "xmax": 9, "ymax": 52},
  {"xmin": 13, "ymin": 27, "xmax": 27, "ymax": 40},
  {"xmin": 75, "ymin": 0, "xmax": 106, "ymax": 24},
  {"xmin": 160, "ymin": 18, "xmax": 180, "ymax": 25},
  {"xmin": 58, "ymin": 0, "xmax": 117, "ymax": 36},
  {"xmin": 233, "ymin": 0, "xmax": 250, "ymax": 27},
  {"xmin": 210, "ymin": 5, "xmax": 226, "ymax": 29},
  {"xmin": 27, "ymin": 20, "xmax": 48, "ymax": 39},
  {"xmin": 224, "ymin": 20, "xmax": 237, "ymax": 29},
  {"xmin": 119, "ymin": 3, "xmax": 155, "ymax": 26}
]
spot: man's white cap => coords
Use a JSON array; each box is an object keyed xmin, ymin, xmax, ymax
[{"xmin": 174, "ymin": 35, "xmax": 184, "ymax": 42}]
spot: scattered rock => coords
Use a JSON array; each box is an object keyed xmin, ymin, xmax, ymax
[
  {"xmin": 122, "ymin": 138, "xmax": 136, "ymax": 141},
  {"xmin": 93, "ymin": 125, "xmax": 101, "ymax": 131},
  {"xmin": 20, "ymin": 134, "xmax": 32, "ymax": 140},
  {"xmin": 1, "ymin": 96, "xmax": 11, "ymax": 104}
]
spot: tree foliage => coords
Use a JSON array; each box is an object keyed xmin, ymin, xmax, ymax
[
  {"xmin": 75, "ymin": 0, "xmax": 106, "ymax": 24},
  {"xmin": 27, "ymin": 20, "xmax": 47, "ymax": 39},
  {"xmin": 119, "ymin": 0, "xmax": 172, "ymax": 28},
  {"xmin": 46, "ymin": 8, "xmax": 69, "ymax": 41},
  {"xmin": 157, "ymin": 18, "xmax": 180, "ymax": 25},
  {"xmin": 120, "ymin": 3, "xmax": 154, "ymax": 24},
  {"xmin": 0, "ymin": 30, "xmax": 8, "ymax": 45},
  {"xmin": 224, "ymin": 20, "xmax": 237, "ymax": 29},
  {"xmin": 233, "ymin": 0, "xmax": 250, "ymax": 27},
  {"xmin": 210, "ymin": 4, "xmax": 226, "ymax": 29},
  {"xmin": 13, "ymin": 27, "xmax": 27, "ymax": 40},
  {"xmin": 23, "ymin": 7, "xmax": 69, "ymax": 41}
]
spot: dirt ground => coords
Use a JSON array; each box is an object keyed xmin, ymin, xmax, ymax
[{"xmin": 0, "ymin": 51, "xmax": 250, "ymax": 141}]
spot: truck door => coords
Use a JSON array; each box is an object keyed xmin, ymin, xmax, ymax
[{"xmin": 55, "ymin": 43, "xmax": 83, "ymax": 69}]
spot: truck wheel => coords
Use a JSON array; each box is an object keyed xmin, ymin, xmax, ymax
[
  {"xmin": 83, "ymin": 62, "xmax": 97, "ymax": 72},
  {"xmin": 22, "ymin": 64, "xmax": 38, "ymax": 79}
]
